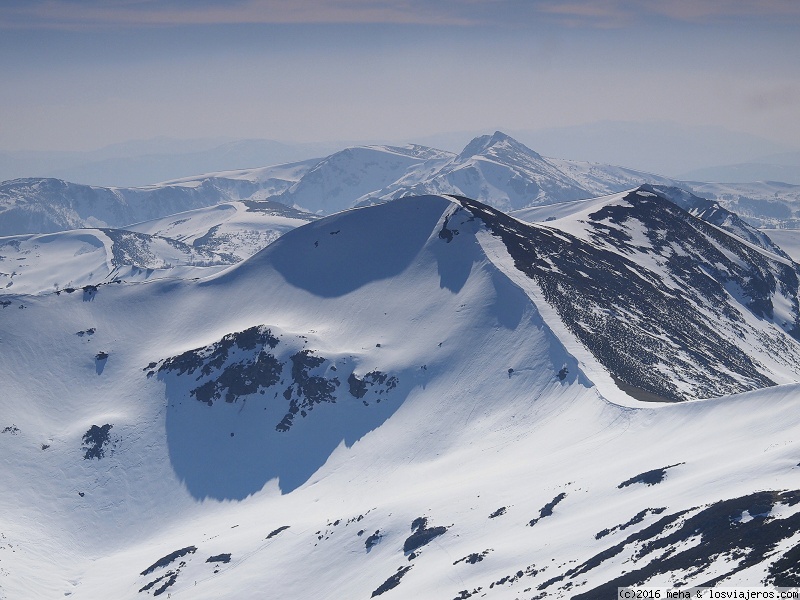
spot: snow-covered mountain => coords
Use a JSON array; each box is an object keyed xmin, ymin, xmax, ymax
[
  {"xmin": 271, "ymin": 132, "xmax": 680, "ymax": 214},
  {"xmin": 272, "ymin": 144, "xmax": 454, "ymax": 214},
  {"xmin": 1, "ymin": 134, "xmax": 682, "ymax": 238},
  {"xmin": 0, "ymin": 160, "xmax": 314, "ymax": 237},
  {"xmin": 688, "ymin": 180, "xmax": 800, "ymax": 229},
  {"xmin": 2, "ymin": 192, "xmax": 800, "ymax": 599}
]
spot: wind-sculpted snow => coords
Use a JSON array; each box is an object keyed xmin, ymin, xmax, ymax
[
  {"xmin": 156, "ymin": 325, "xmax": 403, "ymax": 498},
  {"xmin": 456, "ymin": 190, "xmax": 800, "ymax": 401}
]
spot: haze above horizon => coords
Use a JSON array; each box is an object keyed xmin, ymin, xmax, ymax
[{"xmin": 1, "ymin": 0, "xmax": 799, "ymax": 166}]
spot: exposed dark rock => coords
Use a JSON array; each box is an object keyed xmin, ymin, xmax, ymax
[
  {"xmin": 1, "ymin": 425, "xmax": 19, "ymax": 435},
  {"xmin": 81, "ymin": 424, "xmax": 113, "ymax": 460},
  {"xmin": 454, "ymin": 550, "xmax": 492, "ymax": 565},
  {"xmin": 206, "ymin": 554, "xmax": 231, "ymax": 564},
  {"xmin": 158, "ymin": 324, "xmax": 397, "ymax": 433},
  {"xmin": 365, "ymin": 530, "xmax": 382, "ymax": 552},
  {"xmin": 140, "ymin": 546, "xmax": 197, "ymax": 576},
  {"xmin": 544, "ymin": 490, "xmax": 800, "ymax": 596},
  {"xmin": 453, "ymin": 588, "xmax": 483, "ymax": 599},
  {"xmin": 595, "ymin": 507, "xmax": 667, "ymax": 539},
  {"xmin": 403, "ymin": 517, "xmax": 448, "ymax": 553},
  {"xmin": 371, "ymin": 566, "xmax": 412, "ymax": 597},
  {"xmin": 454, "ymin": 192, "xmax": 800, "ymax": 401},
  {"xmin": 489, "ymin": 507, "xmax": 506, "ymax": 519},
  {"xmin": 347, "ymin": 370, "xmax": 398, "ymax": 400},
  {"xmin": 618, "ymin": 464, "xmax": 683, "ymax": 488},
  {"xmin": 266, "ymin": 526, "xmax": 290, "ymax": 539},
  {"xmin": 529, "ymin": 493, "xmax": 566, "ymax": 526}
]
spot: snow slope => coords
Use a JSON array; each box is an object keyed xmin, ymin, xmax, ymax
[
  {"xmin": 271, "ymin": 145, "xmax": 454, "ymax": 214},
  {"xmin": 0, "ymin": 228, "xmax": 232, "ymax": 295},
  {"xmin": 1, "ymin": 195, "xmax": 800, "ymax": 600},
  {"xmin": 126, "ymin": 200, "xmax": 317, "ymax": 262},
  {"xmin": 762, "ymin": 228, "xmax": 800, "ymax": 262}
]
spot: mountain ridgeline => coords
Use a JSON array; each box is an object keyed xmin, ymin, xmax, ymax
[{"xmin": 456, "ymin": 188, "xmax": 800, "ymax": 401}]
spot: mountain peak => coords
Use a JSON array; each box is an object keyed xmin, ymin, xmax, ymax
[{"xmin": 458, "ymin": 131, "xmax": 542, "ymax": 161}]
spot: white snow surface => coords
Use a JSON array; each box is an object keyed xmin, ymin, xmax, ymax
[
  {"xmin": 762, "ymin": 228, "xmax": 800, "ymax": 262},
  {"xmin": 127, "ymin": 200, "xmax": 317, "ymax": 261},
  {"xmin": 1, "ymin": 195, "xmax": 799, "ymax": 599},
  {"xmin": 0, "ymin": 228, "xmax": 231, "ymax": 295}
]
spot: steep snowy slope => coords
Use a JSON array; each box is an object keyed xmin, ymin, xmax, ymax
[
  {"xmin": 127, "ymin": 200, "xmax": 317, "ymax": 262},
  {"xmin": 2, "ymin": 195, "xmax": 800, "ymax": 600}
]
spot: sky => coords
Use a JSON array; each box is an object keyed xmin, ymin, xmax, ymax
[{"xmin": 1, "ymin": 0, "xmax": 799, "ymax": 154}]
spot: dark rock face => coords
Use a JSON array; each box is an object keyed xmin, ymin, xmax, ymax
[
  {"xmin": 528, "ymin": 493, "xmax": 566, "ymax": 527},
  {"xmin": 618, "ymin": 463, "xmax": 683, "ymax": 488},
  {"xmin": 371, "ymin": 566, "xmax": 412, "ymax": 597},
  {"xmin": 347, "ymin": 371, "xmax": 398, "ymax": 400},
  {"xmin": 140, "ymin": 546, "xmax": 197, "ymax": 576},
  {"xmin": 403, "ymin": 517, "xmax": 448, "ymax": 554},
  {"xmin": 454, "ymin": 191, "xmax": 800, "ymax": 401},
  {"xmin": 157, "ymin": 324, "xmax": 398, "ymax": 433},
  {"xmin": 266, "ymin": 526, "xmax": 290, "ymax": 539},
  {"xmin": 365, "ymin": 530, "xmax": 382, "ymax": 552},
  {"xmin": 206, "ymin": 553, "xmax": 231, "ymax": 564},
  {"xmin": 595, "ymin": 507, "xmax": 667, "ymax": 540},
  {"xmin": 546, "ymin": 490, "xmax": 800, "ymax": 597},
  {"xmin": 138, "ymin": 546, "xmax": 197, "ymax": 596},
  {"xmin": 454, "ymin": 549, "xmax": 492, "ymax": 565},
  {"xmin": 81, "ymin": 424, "xmax": 113, "ymax": 459}
]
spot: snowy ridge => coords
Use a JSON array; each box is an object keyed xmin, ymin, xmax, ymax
[{"xmin": 2, "ymin": 195, "xmax": 800, "ymax": 599}]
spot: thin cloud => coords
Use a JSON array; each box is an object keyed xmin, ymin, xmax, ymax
[
  {"xmin": 0, "ymin": 0, "xmax": 476, "ymax": 30},
  {"xmin": 535, "ymin": 0, "xmax": 800, "ymax": 27},
  {"xmin": 3, "ymin": 0, "xmax": 800, "ymax": 30}
]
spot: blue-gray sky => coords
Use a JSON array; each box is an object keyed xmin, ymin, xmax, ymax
[{"xmin": 1, "ymin": 0, "xmax": 799, "ymax": 152}]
